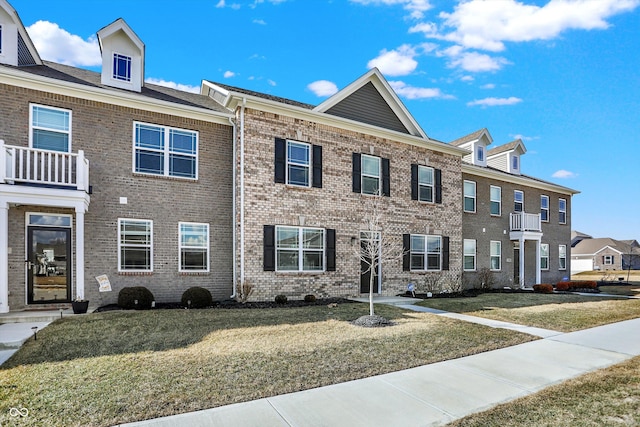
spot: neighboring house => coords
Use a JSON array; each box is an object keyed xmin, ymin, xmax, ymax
[
  {"xmin": 451, "ymin": 130, "xmax": 579, "ymax": 288},
  {"xmin": 571, "ymin": 230, "xmax": 592, "ymax": 247},
  {"xmin": 571, "ymin": 236, "xmax": 640, "ymax": 274},
  {"xmin": 0, "ymin": 0, "xmax": 579, "ymax": 313}
]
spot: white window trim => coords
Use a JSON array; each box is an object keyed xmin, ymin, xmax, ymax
[
  {"xmin": 286, "ymin": 140, "xmax": 311, "ymax": 188},
  {"xmin": 541, "ymin": 195, "xmax": 549, "ymax": 222},
  {"xmin": 559, "ymin": 244, "xmax": 567, "ymax": 271},
  {"xmin": 178, "ymin": 222, "xmax": 210, "ymax": 273},
  {"xmin": 118, "ymin": 218, "xmax": 153, "ymax": 272},
  {"xmin": 514, "ymin": 190, "xmax": 524, "ymax": 212},
  {"xmin": 410, "ymin": 234, "xmax": 442, "ymax": 272},
  {"xmin": 112, "ymin": 52, "xmax": 132, "ymax": 83},
  {"xmin": 29, "ymin": 103, "xmax": 72, "ymax": 153},
  {"xmin": 540, "ymin": 243, "xmax": 549, "ymax": 271},
  {"xmin": 477, "ymin": 146, "xmax": 484, "ymax": 162},
  {"xmin": 463, "ymin": 239, "xmax": 476, "ymax": 271},
  {"xmin": 275, "ymin": 226, "xmax": 326, "ymax": 273},
  {"xmin": 559, "ymin": 198, "xmax": 567, "ymax": 224},
  {"xmin": 26, "ymin": 212, "xmax": 73, "ymax": 228},
  {"xmin": 604, "ymin": 255, "xmax": 614, "ymax": 265},
  {"xmin": 361, "ymin": 154, "xmax": 381, "ymax": 196},
  {"xmin": 417, "ymin": 165, "xmax": 435, "ymax": 203},
  {"xmin": 463, "ymin": 180, "xmax": 476, "ymax": 213},
  {"xmin": 512, "ymin": 155, "xmax": 519, "ymax": 171},
  {"xmin": 490, "ymin": 185, "xmax": 501, "ymax": 216},
  {"xmin": 0, "ymin": 24, "xmax": 3, "ymax": 56},
  {"xmin": 490, "ymin": 240, "xmax": 501, "ymax": 271},
  {"xmin": 132, "ymin": 121, "xmax": 199, "ymax": 180}
]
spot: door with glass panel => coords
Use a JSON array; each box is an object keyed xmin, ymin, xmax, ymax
[{"xmin": 27, "ymin": 227, "xmax": 71, "ymax": 304}]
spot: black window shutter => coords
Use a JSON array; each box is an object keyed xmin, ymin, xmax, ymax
[
  {"xmin": 352, "ymin": 153, "xmax": 361, "ymax": 193},
  {"xmin": 326, "ymin": 229, "xmax": 336, "ymax": 271},
  {"xmin": 263, "ymin": 225, "xmax": 276, "ymax": 271},
  {"xmin": 274, "ymin": 138, "xmax": 286, "ymax": 184},
  {"xmin": 312, "ymin": 144, "xmax": 322, "ymax": 188},
  {"xmin": 403, "ymin": 234, "xmax": 411, "ymax": 271},
  {"xmin": 435, "ymin": 169, "xmax": 442, "ymax": 204},
  {"xmin": 411, "ymin": 164, "xmax": 418, "ymax": 201},
  {"xmin": 382, "ymin": 157, "xmax": 390, "ymax": 197},
  {"xmin": 442, "ymin": 236, "xmax": 450, "ymax": 270}
]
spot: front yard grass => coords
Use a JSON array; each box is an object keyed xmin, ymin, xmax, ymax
[
  {"xmin": 449, "ymin": 354, "xmax": 640, "ymax": 426},
  {"xmin": 0, "ymin": 303, "xmax": 533, "ymax": 427},
  {"xmin": 417, "ymin": 293, "xmax": 640, "ymax": 332}
]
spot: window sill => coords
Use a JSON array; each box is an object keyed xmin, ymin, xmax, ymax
[
  {"xmin": 118, "ymin": 271, "xmax": 153, "ymax": 276},
  {"xmin": 275, "ymin": 271, "xmax": 326, "ymax": 276},
  {"xmin": 284, "ymin": 184, "xmax": 314, "ymax": 190},
  {"xmin": 179, "ymin": 271, "xmax": 210, "ymax": 276},
  {"xmin": 133, "ymin": 172, "xmax": 198, "ymax": 182},
  {"xmin": 409, "ymin": 269, "xmax": 442, "ymax": 273}
]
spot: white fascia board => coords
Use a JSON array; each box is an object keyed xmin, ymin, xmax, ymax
[
  {"xmin": 0, "ymin": 67, "xmax": 233, "ymax": 125},
  {"xmin": 231, "ymin": 93, "xmax": 468, "ymax": 157},
  {"xmin": 594, "ymin": 246, "xmax": 624, "ymax": 256},
  {"xmin": 1, "ymin": 186, "xmax": 90, "ymax": 212},
  {"xmin": 1, "ymin": 0, "xmax": 42, "ymax": 65},
  {"xmin": 462, "ymin": 163, "xmax": 580, "ymax": 196}
]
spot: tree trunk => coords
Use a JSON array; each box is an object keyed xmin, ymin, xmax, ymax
[{"xmin": 369, "ymin": 261, "xmax": 375, "ymax": 316}]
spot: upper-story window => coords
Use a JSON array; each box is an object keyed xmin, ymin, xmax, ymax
[
  {"xmin": 113, "ymin": 53, "xmax": 132, "ymax": 82},
  {"xmin": 417, "ymin": 165, "xmax": 434, "ymax": 202},
  {"xmin": 512, "ymin": 155, "xmax": 519, "ymax": 171},
  {"xmin": 134, "ymin": 122, "xmax": 198, "ymax": 179},
  {"xmin": 477, "ymin": 146, "xmax": 484, "ymax": 162},
  {"xmin": 463, "ymin": 180, "xmax": 476, "ymax": 213},
  {"xmin": 274, "ymin": 138, "xmax": 322, "ymax": 188},
  {"xmin": 411, "ymin": 164, "xmax": 442, "ymax": 204},
  {"xmin": 352, "ymin": 153, "xmax": 390, "ymax": 196},
  {"xmin": 559, "ymin": 198, "xmax": 567, "ymax": 224},
  {"xmin": 490, "ymin": 185, "xmax": 501, "ymax": 216},
  {"xmin": 30, "ymin": 104, "xmax": 71, "ymax": 152},
  {"xmin": 514, "ymin": 190, "xmax": 524, "ymax": 212},
  {"xmin": 541, "ymin": 195, "xmax": 549, "ymax": 222}
]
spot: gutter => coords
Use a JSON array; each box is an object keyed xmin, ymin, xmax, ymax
[
  {"xmin": 240, "ymin": 98, "xmax": 246, "ymax": 286},
  {"xmin": 229, "ymin": 116, "xmax": 237, "ymax": 299}
]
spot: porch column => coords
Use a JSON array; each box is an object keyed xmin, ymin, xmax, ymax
[
  {"xmin": 535, "ymin": 239, "xmax": 541, "ymax": 285},
  {"xmin": 519, "ymin": 236, "xmax": 525, "ymax": 289},
  {"xmin": 75, "ymin": 206, "xmax": 85, "ymax": 300},
  {"xmin": 0, "ymin": 200, "xmax": 9, "ymax": 313}
]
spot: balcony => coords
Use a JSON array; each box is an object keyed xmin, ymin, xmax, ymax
[
  {"xmin": 1, "ymin": 140, "xmax": 89, "ymax": 192},
  {"xmin": 510, "ymin": 212, "xmax": 541, "ymax": 232}
]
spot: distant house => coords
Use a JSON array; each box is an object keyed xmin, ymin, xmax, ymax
[{"xmin": 571, "ymin": 235, "xmax": 640, "ymax": 274}]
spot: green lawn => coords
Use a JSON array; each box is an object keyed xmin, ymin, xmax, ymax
[
  {"xmin": 417, "ymin": 292, "xmax": 640, "ymax": 332},
  {"xmin": 0, "ymin": 303, "xmax": 533, "ymax": 427}
]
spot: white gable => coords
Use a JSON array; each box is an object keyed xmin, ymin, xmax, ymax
[
  {"xmin": 0, "ymin": 0, "xmax": 42, "ymax": 66},
  {"xmin": 97, "ymin": 19, "xmax": 144, "ymax": 92},
  {"xmin": 455, "ymin": 129, "xmax": 492, "ymax": 167},
  {"xmin": 487, "ymin": 140, "xmax": 527, "ymax": 175}
]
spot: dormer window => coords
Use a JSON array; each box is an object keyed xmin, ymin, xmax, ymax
[
  {"xmin": 477, "ymin": 146, "xmax": 484, "ymax": 162},
  {"xmin": 113, "ymin": 53, "xmax": 132, "ymax": 82},
  {"xmin": 512, "ymin": 155, "xmax": 519, "ymax": 170}
]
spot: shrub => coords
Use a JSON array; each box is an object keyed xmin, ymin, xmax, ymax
[
  {"xmin": 556, "ymin": 281, "xmax": 598, "ymax": 291},
  {"xmin": 476, "ymin": 267, "xmax": 495, "ymax": 290},
  {"xmin": 118, "ymin": 286, "xmax": 155, "ymax": 310},
  {"xmin": 274, "ymin": 294, "xmax": 288, "ymax": 304},
  {"xmin": 304, "ymin": 294, "xmax": 316, "ymax": 303},
  {"xmin": 533, "ymin": 284, "xmax": 553, "ymax": 293},
  {"xmin": 181, "ymin": 287, "xmax": 213, "ymax": 308},
  {"xmin": 235, "ymin": 280, "xmax": 254, "ymax": 304}
]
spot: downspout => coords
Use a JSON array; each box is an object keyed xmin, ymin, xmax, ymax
[
  {"xmin": 228, "ymin": 116, "xmax": 237, "ymax": 299},
  {"xmin": 240, "ymin": 98, "xmax": 247, "ymax": 286}
]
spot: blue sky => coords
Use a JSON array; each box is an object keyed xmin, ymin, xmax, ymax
[{"xmin": 10, "ymin": 0, "xmax": 640, "ymax": 241}]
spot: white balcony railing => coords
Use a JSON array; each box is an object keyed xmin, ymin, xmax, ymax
[
  {"xmin": 0, "ymin": 140, "xmax": 89, "ymax": 191},
  {"xmin": 510, "ymin": 212, "xmax": 542, "ymax": 232}
]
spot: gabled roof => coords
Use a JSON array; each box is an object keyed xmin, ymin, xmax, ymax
[
  {"xmin": 203, "ymin": 81, "xmax": 315, "ymax": 110},
  {"xmin": 0, "ymin": 0, "xmax": 42, "ymax": 66},
  {"xmin": 487, "ymin": 139, "xmax": 526, "ymax": 157},
  {"xmin": 572, "ymin": 230, "xmax": 593, "ymax": 240},
  {"xmin": 97, "ymin": 18, "xmax": 145, "ymax": 54},
  {"xmin": 313, "ymin": 68, "xmax": 428, "ymax": 138},
  {"xmin": 572, "ymin": 237, "xmax": 634, "ymax": 256},
  {"xmin": 450, "ymin": 128, "xmax": 492, "ymax": 147}
]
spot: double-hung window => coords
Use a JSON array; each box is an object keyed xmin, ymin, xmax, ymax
[
  {"xmin": 361, "ymin": 154, "xmax": 381, "ymax": 195},
  {"xmin": 514, "ymin": 190, "xmax": 524, "ymax": 212},
  {"xmin": 463, "ymin": 239, "xmax": 476, "ymax": 271},
  {"xmin": 490, "ymin": 241, "xmax": 501, "ymax": 271},
  {"xmin": 490, "ymin": 186, "xmax": 501, "ymax": 216},
  {"xmin": 276, "ymin": 226, "xmax": 324, "ymax": 272},
  {"xmin": 179, "ymin": 223, "xmax": 209, "ymax": 272},
  {"xmin": 463, "ymin": 180, "xmax": 476, "ymax": 213},
  {"xmin": 134, "ymin": 122, "xmax": 198, "ymax": 179},
  {"xmin": 559, "ymin": 198, "xmax": 567, "ymax": 224},
  {"xmin": 30, "ymin": 104, "xmax": 71, "ymax": 152},
  {"xmin": 118, "ymin": 219, "xmax": 153, "ymax": 272},
  {"xmin": 477, "ymin": 146, "xmax": 484, "ymax": 162},
  {"xmin": 541, "ymin": 195, "xmax": 549, "ymax": 222},
  {"xmin": 286, "ymin": 140, "xmax": 311, "ymax": 187},
  {"xmin": 512, "ymin": 155, "xmax": 519, "ymax": 171},
  {"xmin": 540, "ymin": 243, "xmax": 549, "ymax": 270},
  {"xmin": 604, "ymin": 255, "xmax": 614, "ymax": 265},
  {"xmin": 410, "ymin": 235, "xmax": 442, "ymax": 271},
  {"xmin": 559, "ymin": 245, "xmax": 567, "ymax": 270},
  {"xmin": 113, "ymin": 53, "xmax": 132, "ymax": 82},
  {"xmin": 417, "ymin": 165, "xmax": 434, "ymax": 202}
]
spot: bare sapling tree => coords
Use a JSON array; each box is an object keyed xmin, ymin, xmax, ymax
[{"xmin": 355, "ymin": 190, "xmax": 406, "ymax": 317}]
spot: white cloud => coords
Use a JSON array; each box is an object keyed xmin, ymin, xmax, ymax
[
  {"xmin": 552, "ymin": 169, "xmax": 578, "ymax": 178},
  {"xmin": 367, "ymin": 44, "xmax": 419, "ymax": 76},
  {"xmin": 445, "ymin": 49, "xmax": 510, "ymax": 72},
  {"xmin": 307, "ymin": 80, "xmax": 339, "ymax": 97},
  {"xmin": 223, "ymin": 71, "xmax": 235, "ymax": 78},
  {"xmin": 467, "ymin": 96, "xmax": 522, "ymax": 107},
  {"xmin": 434, "ymin": 0, "xmax": 640, "ymax": 52},
  {"xmin": 26, "ymin": 20, "xmax": 100, "ymax": 66},
  {"xmin": 350, "ymin": 0, "xmax": 433, "ymax": 19},
  {"xmin": 510, "ymin": 133, "xmax": 538, "ymax": 141},
  {"xmin": 267, "ymin": 79, "xmax": 277, "ymax": 86},
  {"xmin": 481, "ymin": 83, "xmax": 496, "ymax": 89},
  {"xmin": 389, "ymin": 80, "xmax": 454, "ymax": 99},
  {"xmin": 215, "ymin": 0, "xmax": 225, "ymax": 7},
  {"xmin": 460, "ymin": 75, "xmax": 474, "ymax": 82},
  {"xmin": 253, "ymin": 19, "xmax": 267, "ymax": 25},
  {"xmin": 145, "ymin": 78, "xmax": 200, "ymax": 94}
]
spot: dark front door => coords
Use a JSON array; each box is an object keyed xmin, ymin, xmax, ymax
[
  {"xmin": 27, "ymin": 227, "xmax": 72, "ymax": 304},
  {"xmin": 360, "ymin": 233, "xmax": 380, "ymax": 294},
  {"xmin": 513, "ymin": 248, "xmax": 520, "ymax": 286}
]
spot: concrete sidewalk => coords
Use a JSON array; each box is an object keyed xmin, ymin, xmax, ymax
[
  {"xmin": 0, "ymin": 321, "xmax": 51, "ymax": 365},
  {"xmin": 117, "ymin": 317, "xmax": 640, "ymax": 427}
]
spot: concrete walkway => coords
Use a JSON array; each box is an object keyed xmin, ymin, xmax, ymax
[{"xmin": 115, "ymin": 307, "xmax": 640, "ymax": 427}]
